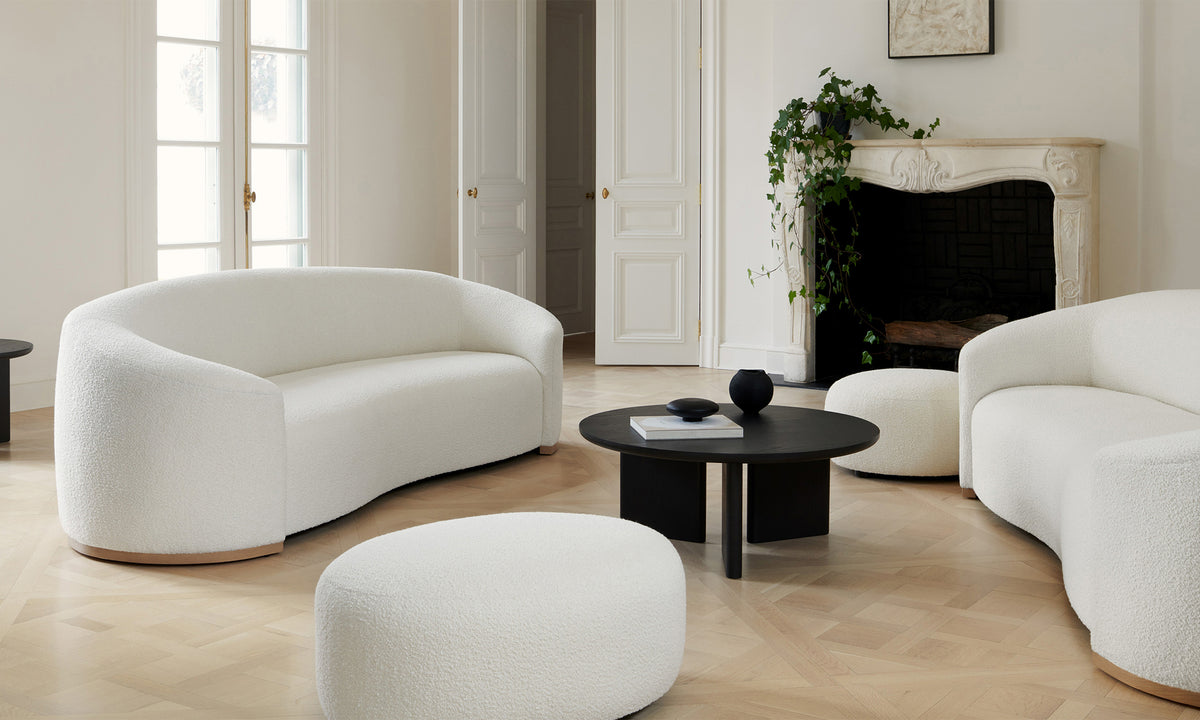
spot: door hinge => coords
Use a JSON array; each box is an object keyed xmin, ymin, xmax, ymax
[
  {"xmin": 698, "ymin": 182, "xmax": 701, "ymax": 206},
  {"xmin": 698, "ymin": 319, "xmax": 702, "ymax": 339},
  {"xmin": 698, "ymin": 46, "xmax": 702, "ymax": 69}
]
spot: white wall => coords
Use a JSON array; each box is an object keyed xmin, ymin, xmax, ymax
[
  {"xmin": 0, "ymin": 1, "xmax": 129, "ymax": 411},
  {"xmin": 335, "ymin": 0, "xmax": 456, "ymax": 271},
  {"xmin": 0, "ymin": 0, "xmax": 456, "ymax": 410},
  {"xmin": 715, "ymin": 0, "xmax": 1187, "ymax": 374},
  {"xmin": 715, "ymin": 0, "xmax": 792, "ymax": 370},
  {"xmin": 1140, "ymin": 0, "xmax": 1200, "ymax": 290}
]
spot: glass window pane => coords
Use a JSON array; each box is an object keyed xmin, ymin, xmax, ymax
[
  {"xmin": 250, "ymin": 52, "xmax": 306, "ymax": 144},
  {"xmin": 252, "ymin": 243, "xmax": 308, "ymax": 269},
  {"xmin": 251, "ymin": 0, "xmax": 307, "ymax": 50},
  {"xmin": 251, "ymin": 148, "xmax": 307, "ymax": 240},
  {"xmin": 158, "ymin": 247, "xmax": 220, "ymax": 280},
  {"xmin": 158, "ymin": 43, "xmax": 220, "ymax": 141},
  {"xmin": 158, "ymin": 0, "xmax": 219, "ymax": 41},
  {"xmin": 158, "ymin": 146, "xmax": 221, "ymax": 245}
]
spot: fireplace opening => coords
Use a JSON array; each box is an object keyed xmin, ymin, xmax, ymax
[{"xmin": 814, "ymin": 179, "xmax": 1056, "ymax": 380}]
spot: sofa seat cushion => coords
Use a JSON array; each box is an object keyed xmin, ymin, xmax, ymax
[
  {"xmin": 270, "ymin": 351, "xmax": 544, "ymax": 533},
  {"xmin": 972, "ymin": 385, "xmax": 1200, "ymax": 556}
]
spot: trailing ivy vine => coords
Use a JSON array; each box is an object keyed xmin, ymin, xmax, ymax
[{"xmin": 753, "ymin": 68, "xmax": 940, "ymax": 365}]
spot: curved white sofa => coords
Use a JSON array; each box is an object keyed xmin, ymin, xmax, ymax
[
  {"xmin": 55, "ymin": 268, "xmax": 563, "ymax": 564},
  {"xmin": 959, "ymin": 290, "xmax": 1200, "ymax": 706}
]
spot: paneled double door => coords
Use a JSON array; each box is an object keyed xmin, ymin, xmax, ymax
[{"xmin": 458, "ymin": 0, "xmax": 700, "ymax": 366}]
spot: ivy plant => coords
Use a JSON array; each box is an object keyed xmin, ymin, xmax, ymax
[{"xmin": 753, "ymin": 68, "xmax": 940, "ymax": 366}]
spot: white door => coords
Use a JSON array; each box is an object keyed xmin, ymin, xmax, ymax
[
  {"xmin": 545, "ymin": 0, "xmax": 596, "ymax": 334},
  {"xmin": 594, "ymin": 0, "xmax": 700, "ymax": 365},
  {"xmin": 459, "ymin": 0, "xmax": 538, "ymax": 299}
]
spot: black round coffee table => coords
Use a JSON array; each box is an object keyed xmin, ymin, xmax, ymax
[
  {"xmin": 0, "ymin": 339, "xmax": 33, "ymax": 444},
  {"xmin": 580, "ymin": 404, "xmax": 878, "ymax": 578}
]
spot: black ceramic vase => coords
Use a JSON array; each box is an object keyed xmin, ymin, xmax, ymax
[{"xmin": 729, "ymin": 369, "xmax": 774, "ymax": 414}]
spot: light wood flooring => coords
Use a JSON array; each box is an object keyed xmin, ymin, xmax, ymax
[{"xmin": 2, "ymin": 334, "xmax": 1198, "ymax": 719}]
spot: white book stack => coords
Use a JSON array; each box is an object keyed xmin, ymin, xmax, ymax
[{"xmin": 630, "ymin": 415, "xmax": 744, "ymax": 440}]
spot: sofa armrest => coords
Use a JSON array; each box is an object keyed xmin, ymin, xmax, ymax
[
  {"xmin": 1075, "ymin": 429, "xmax": 1200, "ymax": 693},
  {"xmin": 958, "ymin": 304, "xmax": 1097, "ymax": 488},
  {"xmin": 456, "ymin": 282, "xmax": 564, "ymax": 448},
  {"xmin": 54, "ymin": 318, "xmax": 287, "ymax": 555}
]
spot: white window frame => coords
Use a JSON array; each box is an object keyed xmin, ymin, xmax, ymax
[{"xmin": 126, "ymin": 0, "xmax": 334, "ymax": 285}]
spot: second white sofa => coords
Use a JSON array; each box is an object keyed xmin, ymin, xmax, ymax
[
  {"xmin": 55, "ymin": 268, "xmax": 563, "ymax": 564},
  {"xmin": 960, "ymin": 290, "xmax": 1200, "ymax": 706}
]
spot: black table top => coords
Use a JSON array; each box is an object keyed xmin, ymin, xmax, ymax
[
  {"xmin": 579, "ymin": 403, "xmax": 879, "ymax": 464},
  {"xmin": 0, "ymin": 340, "xmax": 32, "ymax": 360}
]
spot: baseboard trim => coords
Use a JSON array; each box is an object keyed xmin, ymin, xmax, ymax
[
  {"xmin": 1092, "ymin": 652, "xmax": 1200, "ymax": 707},
  {"xmin": 10, "ymin": 379, "xmax": 54, "ymax": 412},
  {"xmin": 69, "ymin": 538, "xmax": 284, "ymax": 565},
  {"xmin": 716, "ymin": 343, "xmax": 793, "ymax": 375}
]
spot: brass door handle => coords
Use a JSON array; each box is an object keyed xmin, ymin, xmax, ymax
[
  {"xmin": 601, "ymin": 187, "xmax": 609, "ymax": 199},
  {"xmin": 585, "ymin": 191, "xmax": 595, "ymax": 200},
  {"xmin": 467, "ymin": 187, "xmax": 478, "ymax": 198}
]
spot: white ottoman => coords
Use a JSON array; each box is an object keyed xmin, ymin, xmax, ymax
[
  {"xmin": 824, "ymin": 368, "xmax": 959, "ymax": 476},
  {"xmin": 315, "ymin": 512, "xmax": 686, "ymax": 720}
]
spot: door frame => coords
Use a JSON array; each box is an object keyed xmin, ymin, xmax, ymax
[
  {"xmin": 699, "ymin": 0, "xmax": 720, "ymax": 369},
  {"xmin": 522, "ymin": 0, "xmax": 724, "ymax": 367}
]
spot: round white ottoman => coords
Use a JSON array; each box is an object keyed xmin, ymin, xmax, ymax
[
  {"xmin": 315, "ymin": 512, "xmax": 686, "ymax": 720},
  {"xmin": 824, "ymin": 368, "xmax": 959, "ymax": 476}
]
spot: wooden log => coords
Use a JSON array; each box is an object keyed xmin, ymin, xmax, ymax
[
  {"xmin": 955, "ymin": 313, "xmax": 1008, "ymax": 333},
  {"xmin": 885, "ymin": 314, "xmax": 1008, "ymax": 350}
]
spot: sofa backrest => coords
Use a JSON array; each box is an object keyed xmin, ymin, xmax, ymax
[
  {"xmin": 67, "ymin": 268, "xmax": 469, "ymax": 378},
  {"xmin": 1089, "ymin": 289, "xmax": 1200, "ymax": 415}
]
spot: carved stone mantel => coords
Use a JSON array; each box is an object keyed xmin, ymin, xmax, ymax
[{"xmin": 777, "ymin": 137, "xmax": 1104, "ymax": 383}]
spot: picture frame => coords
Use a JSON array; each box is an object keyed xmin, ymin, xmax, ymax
[{"xmin": 888, "ymin": 0, "xmax": 995, "ymax": 59}]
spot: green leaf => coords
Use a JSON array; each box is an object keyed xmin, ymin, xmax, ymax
[
  {"xmin": 764, "ymin": 67, "xmax": 937, "ymax": 323},
  {"xmin": 861, "ymin": 351, "xmax": 874, "ymax": 365}
]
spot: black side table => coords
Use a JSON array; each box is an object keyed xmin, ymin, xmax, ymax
[
  {"xmin": 580, "ymin": 404, "xmax": 879, "ymax": 579},
  {"xmin": 1, "ymin": 340, "xmax": 34, "ymax": 443}
]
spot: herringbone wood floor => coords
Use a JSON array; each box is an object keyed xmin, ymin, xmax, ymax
[{"xmin": 2, "ymin": 335, "xmax": 1197, "ymax": 719}]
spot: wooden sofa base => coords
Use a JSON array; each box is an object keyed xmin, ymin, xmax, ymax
[
  {"xmin": 1093, "ymin": 652, "xmax": 1200, "ymax": 707},
  {"xmin": 68, "ymin": 538, "xmax": 284, "ymax": 565},
  {"xmin": 961, "ymin": 487, "xmax": 978, "ymax": 499},
  {"xmin": 539, "ymin": 444, "xmax": 559, "ymax": 455}
]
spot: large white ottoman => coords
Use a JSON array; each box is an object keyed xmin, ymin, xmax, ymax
[
  {"xmin": 315, "ymin": 512, "xmax": 687, "ymax": 720},
  {"xmin": 824, "ymin": 368, "xmax": 959, "ymax": 476}
]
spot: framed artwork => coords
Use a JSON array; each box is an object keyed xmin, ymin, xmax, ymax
[{"xmin": 888, "ymin": 0, "xmax": 995, "ymax": 59}]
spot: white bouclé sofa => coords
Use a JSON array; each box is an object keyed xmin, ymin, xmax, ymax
[
  {"xmin": 55, "ymin": 268, "xmax": 563, "ymax": 564},
  {"xmin": 959, "ymin": 290, "xmax": 1200, "ymax": 706}
]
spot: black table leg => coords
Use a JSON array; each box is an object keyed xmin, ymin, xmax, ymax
[
  {"xmin": 620, "ymin": 454, "xmax": 706, "ymax": 542},
  {"xmin": 1, "ymin": 359, "xmax": 9, "ymax": 444},
  {"xmin": 746, "ymin": 460, "xmax": 830, "ymax": 543},
  {"xmin": 722, "ymin": 462, "xmax": 743, "ymax": 579}
]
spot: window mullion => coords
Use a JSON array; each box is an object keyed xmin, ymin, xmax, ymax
[{"xmin": 229, "ymin": 0, "xmax": 247, "ymax": 270}]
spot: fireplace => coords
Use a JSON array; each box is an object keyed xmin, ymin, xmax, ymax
[
  {"xmin": 814, "ymin": 179, "xmax": 1056, "ymax": 378},
  {"xmin": 776, "ymin": 137, "xmax": 1103, "ymax": 383}
]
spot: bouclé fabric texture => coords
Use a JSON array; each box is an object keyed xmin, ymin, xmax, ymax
[
  {"xmin": 315, "ymin": 512, "xmax": 686, "ymax": 720},
  {"xmin": 959, "ymin": 290, "xmax": 1200, "ymax": 696},
  {"xmin": 825, "ymin": 368, "xmax": 959, "ymax": 476},
  {"xmin": 55, "ymin": 267, "xmax": 563, "ymax": 556}
]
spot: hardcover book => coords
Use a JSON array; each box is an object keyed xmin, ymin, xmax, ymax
[{"xmin": 630, "ymin": 415, "xmax": 744, "ymax": 440}]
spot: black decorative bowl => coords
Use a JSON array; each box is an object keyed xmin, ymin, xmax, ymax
[{"xmin": 665, "ymin": 397, "xmax": 719, "ymax": 422}]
